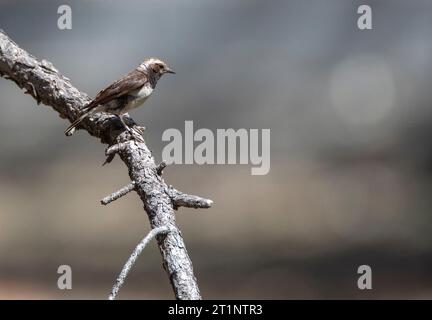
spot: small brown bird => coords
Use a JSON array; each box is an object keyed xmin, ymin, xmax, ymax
[{"xmin": 65, "ymin": 58, "xmax": 175, "ymax": 136}]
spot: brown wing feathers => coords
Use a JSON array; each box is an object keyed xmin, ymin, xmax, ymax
[
  {"xmin": 85, "ymin": 69, "xmax": 148, "ymax": 111},
  {"xmin": 64, "ymin": 68, "xmax": 147, "ymax": 135}
]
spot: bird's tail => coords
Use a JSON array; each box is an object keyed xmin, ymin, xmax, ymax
[{"xmin": 64, "ymin": 110, "xmax": 92, "ymax": 136}]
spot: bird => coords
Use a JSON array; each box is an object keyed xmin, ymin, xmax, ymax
[{"xmin": 65, "ymin": 58, "xmax": 175, "ymax": 136}]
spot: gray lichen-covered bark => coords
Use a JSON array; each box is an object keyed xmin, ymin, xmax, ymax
[{"xmin": 0, "ymin": 30, "xmax": 212, "ymax": 300}]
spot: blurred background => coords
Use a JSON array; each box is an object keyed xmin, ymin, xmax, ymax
[{"xmin": 1, "ymin": 0, "xmax": 432, "ymax": 299}]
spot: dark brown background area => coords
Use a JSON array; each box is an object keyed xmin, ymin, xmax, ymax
[{"xmin": 1, "ymin": 0, "xmax": 432, "ymax": 299}]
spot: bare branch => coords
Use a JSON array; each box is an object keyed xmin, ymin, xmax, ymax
[
  {"xmin": 103, "ymin": 153, "xmax": 116, "ymax": 166},
  {"xmin": 156, "ymin": 161, "xmax": 167, "ymax": 175},
  {"xmin": 101, "ymin": 182, "xmax": 136, "ymax": 205},
  {"xmin": 103, "ymin": 142, "xmax": 133, "ymax": 165},
  {"xmin": 108, "ymin": 225, "xmax": 174, "ymax": 300},
  {"xmin": 167, "ymin": 187, "xmax": 213, "ymax": 209},
  {"xmin": 0, "ymin": 30, "xmax": 211, "ymax": 300},
  {"xmin": 106, "ymin": 142, "xmax": 132, "ymax": 156}
]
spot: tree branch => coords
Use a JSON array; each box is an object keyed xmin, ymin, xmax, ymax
[
  {"xmin": 156, "ymin": 161, "xmax": 167, "ymax": 176},
  {"xmin": 109, "ymin": 225, "xmax": 175, "ymax": 300},
  {"xmin": 166, "ymin": 187, "xmax": 214, "ymax": 209},
  {"xmin": 0, "ymin": 30, "xmax": 212, "ymax": 300},
  {"xmin": 101, "ymin": 181, "xmax": 136, "ymax": 205}
]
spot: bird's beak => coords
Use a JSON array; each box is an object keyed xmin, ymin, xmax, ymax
[{"xmin": 165, "ymin": 68, "xmax": 175, "ymax": 74}]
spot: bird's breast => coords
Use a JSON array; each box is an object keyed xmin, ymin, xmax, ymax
[
  {"xmin": 123, "ymin": 85, "xmax": 154, "ymax": 112},
  {"xmin": 134, "ymin": 85, "xmax": 154, "ymax": 99}
]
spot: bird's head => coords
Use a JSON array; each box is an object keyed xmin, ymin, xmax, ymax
[{"xmin": 141, "ymin": 58, "xmax": 175, "ymax": 80}]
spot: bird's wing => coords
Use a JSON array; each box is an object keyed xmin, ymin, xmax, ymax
[{"xmin": 85, "ymin": 68, "xmax": 148, "ymax": 111}]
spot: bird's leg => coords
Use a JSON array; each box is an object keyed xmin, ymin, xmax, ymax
[
  {"xmin": 117, "ymin": 114, "xmax": 144, "ymax": 141},
  {"xmin": 117, "ymin": 114, "xmax": 133, "ymax": 134}
]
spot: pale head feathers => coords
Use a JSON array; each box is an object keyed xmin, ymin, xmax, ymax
[{"xmin": 139, "ymin": 58, "xmax": 175, "ymax": 75}]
